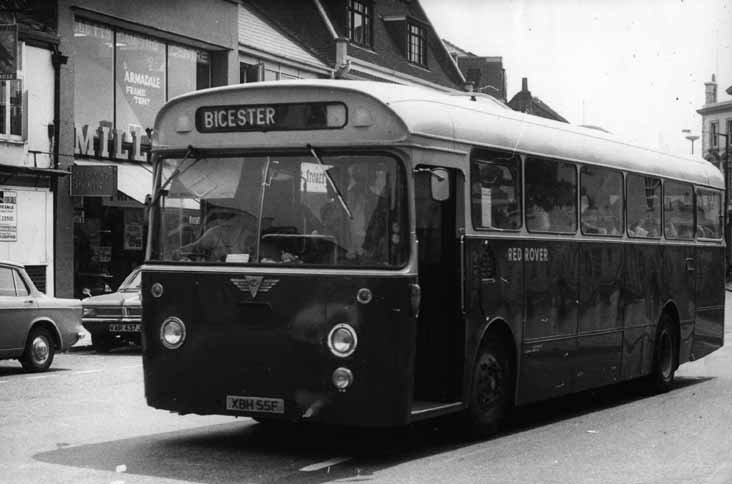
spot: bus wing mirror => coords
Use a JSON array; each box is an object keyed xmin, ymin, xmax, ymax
[{"xmin": 430, "ymin": 168, "xmax": 450, "ymax": 201}]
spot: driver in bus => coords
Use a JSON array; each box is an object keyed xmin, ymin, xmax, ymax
[{"xmin": 175, "ymin": 211, "xmax": 255, "ymax": 262}]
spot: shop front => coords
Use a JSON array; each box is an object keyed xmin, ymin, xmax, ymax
[{"xmin": 58, "ymin": 1, "xmax": 238, "ymax": 296}]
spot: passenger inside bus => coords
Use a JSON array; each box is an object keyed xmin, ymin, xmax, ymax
[{"xmin": 343, "ymin": 164, "xmax": 388, "ymax": 261}]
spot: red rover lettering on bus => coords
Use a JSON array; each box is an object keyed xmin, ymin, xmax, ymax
[{"xmin": 506, "ymin": 247, "xmax": 549, "ymax": 262}]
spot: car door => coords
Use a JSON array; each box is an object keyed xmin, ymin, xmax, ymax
[{"xmin": 0, "ymin": 266, "xmax": 36, "ymax": 355}]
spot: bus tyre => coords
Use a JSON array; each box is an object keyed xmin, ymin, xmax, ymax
[
  {"xmin": 20, "ymin": 327, "xmax": 55, "ymax": 372},
  {"xmin": 468, "ymin": 340, "xmax": 513, "ymax": 437},
  {"xmin": 649, "ymin": 315, "xmax": 677, "ymax": 393}
]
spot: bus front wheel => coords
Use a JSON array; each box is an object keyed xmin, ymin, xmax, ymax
[
  {"xmin": 648, "ymin": 314, "xmax": 677, "ymax": 393},
  {"xmin": 467, "ymin": 340, "xmax": 513, "ymax": 437}
]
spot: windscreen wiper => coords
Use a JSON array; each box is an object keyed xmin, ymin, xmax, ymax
[
  {"xmin": 150, "ymin": 145, "xmax": 201, "ymax": 208},
  {"xmin": 308, "ymin": 144, "xmax": 352, "ymax": 219}
]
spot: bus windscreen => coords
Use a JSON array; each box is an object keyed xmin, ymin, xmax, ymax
[{"xmin": 152, "ymin": 153, "xmax": 409, "ymax": 268}]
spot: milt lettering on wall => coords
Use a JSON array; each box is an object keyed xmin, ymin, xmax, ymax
[
  {"xmin": 506, "ymin": 247, "xmax": 549, "ymax": 262},
  {"xmin": 74, "ymin": 124, "xmax": 149, "ymax": 162}
]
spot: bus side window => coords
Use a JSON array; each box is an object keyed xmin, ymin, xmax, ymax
[
  {"xmin": 696, "ymin": 188, "xmax": 722, "ymax": 239},
  {"xmin": 580, "ymin": 166, "xmax": 623, "ymax": 236},
  {"xmin": 469, "ymin": 150, "xmax": 521, "ymax": 230},
  {"xmin": 525, "ymin": 157, "xmax": 577, "ymax": 233},
  {"xmin": 664, "ymin": 181, "xmax": 694, "ymax": 240},
  {"xmin": 626, "ymin": 174, "xmax": 660, "ymax": 238}
]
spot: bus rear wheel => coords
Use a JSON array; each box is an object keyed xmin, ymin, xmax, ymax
[
  {"xmin": 648, "ymin": 314, "xmax": 677, "ymax": 393},
  {"xmin": 467, "ymin": 340, "xmax": 512, "ymax": 437}
]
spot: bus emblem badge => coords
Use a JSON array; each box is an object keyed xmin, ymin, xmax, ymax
[{"xmin": 230, "ymin": 277, "xmax": 278, "ymax": 299}]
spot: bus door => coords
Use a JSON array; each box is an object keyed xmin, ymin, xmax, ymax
[{"xmin": 413, "ymin": 167, "xmax": 464, "ymax": 404}]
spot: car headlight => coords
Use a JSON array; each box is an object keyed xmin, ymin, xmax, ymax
[
  {"xmin": 82, "ymin": 307, "xmax": 95, "ymax": 317},
  {"xmin": 327, "ymin": 323, "xmax": 357, "ymax": 357},
  {"xmin": 160, "ymin": 317, "xmax": 186, "ymax": 349}
]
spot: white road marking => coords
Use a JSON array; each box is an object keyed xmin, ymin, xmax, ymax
[
  {"xmin": 300, "ymin": 457, "xmax": 352, "ymax": 472},
  {"xmin": 119, "ymin": 365, "xmax": 142, "ymax": 369},
  {"xmin": 26, "ymin": 375, "xmax": 54, "ymax": 380},
  {"xmin": 0, "ymin": 380, "xmax": 8, "ymax": 384},
  {"xmin": 72, "ymin": 369, "xmax": 103, "ymax": 375}
]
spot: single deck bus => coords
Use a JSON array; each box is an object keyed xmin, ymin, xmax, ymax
[{"xmin": 142, "ymin": 80, "xmax": 725, "ymax": 434}]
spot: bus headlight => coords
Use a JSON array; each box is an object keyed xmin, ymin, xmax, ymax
[
  {"xmin": 332, "ymin": 367, "xmax": 354, "ymax": 391},
  {"xmin": 160, "ymin": 317, "xmax": 186, "ymax": 349},
  {"xmin": 327, "ymin": 323, "xmax": 357, "ymax": 357}
]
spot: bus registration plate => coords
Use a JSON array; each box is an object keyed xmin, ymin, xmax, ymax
[
  {"xmin": 226, "ymin": 395, "xmax": 284, "ymax": 414},
  {"xmin": 109, "ymin": 324, "xmax": 141, "ymax": 332}
]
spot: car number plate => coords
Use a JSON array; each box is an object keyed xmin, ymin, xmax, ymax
[
  {"xmin": 109, "ymin": 323, "xmax": 141, "ymax": 332},
  {"xmin": 226, "ymin": 395, "xmax": 285, "ymax": 414}
]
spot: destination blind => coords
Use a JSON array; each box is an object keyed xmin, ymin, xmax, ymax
[{"xmin": 195, "ymin": 102, "xmax": 347, "ymax": 133}]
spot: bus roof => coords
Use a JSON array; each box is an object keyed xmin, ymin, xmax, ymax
[{"xmin": 154, "ymin": 80, "xmax": 724, "ymax": 189}]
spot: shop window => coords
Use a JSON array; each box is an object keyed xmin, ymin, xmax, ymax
[
  {"xmin": 525, "ymin": 157, "xmax": 577, "ymax": 233},
  {"xmin": 73, "ymin": 19, "xmax": 114, "ymax": 135},
  {"xmin": 348, "ymin": 0, "xmax": 372, "ymax": 48},
  {"xmin": 73, "ymin": 19, "xmax": 212, "ymax": 153},
  {"xmin": 115, "ymin": 31, "xmax": 165, "ymax": 141},
  {"xmin": 407, "ymin": 22, "xmax": 427, "ymax": 67},
  {"xmin": 664, "ymin": 181, "xmax": 694, "ymax": 240},
  {"xmin": 626, "ymin": 174, "xmax": 661, "ymax": 238},
  {"xmin": 168, "ymin": 46, "xmax": 210, "ymax": 99},
  {"xmin": 580, "ymin": 166, "xmax": 623, "ymax": 236}
]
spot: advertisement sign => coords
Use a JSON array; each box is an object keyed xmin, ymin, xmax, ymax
[
  {"xmin": 0, "ymin": 24, "xmax": 17, "ymax": 81},
  {"xmin": 0, "ymin": 190, "xmax": 17, "ymax": 241}
]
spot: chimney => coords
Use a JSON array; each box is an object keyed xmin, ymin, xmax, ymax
[
  {"xmin": 522, "ymin": 77, "xmax": 529, "ymax": 92},
  {"xmin": 705, "ymin": 74, "xmax": 717, "ymax": 105}
]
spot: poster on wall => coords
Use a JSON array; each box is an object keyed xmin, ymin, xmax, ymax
[
  {"xmin": 0, "ymin": 190, "xmax": 18, "ymax": 241},
  {"xmin": 124, "ymin": 223, "xmax": 143, "ymax": 250},
  {"xmin": 124, "ymin": 209, "xmax": 144, "ymax": 250}
]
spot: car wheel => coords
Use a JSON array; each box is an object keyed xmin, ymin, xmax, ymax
[
  {"xmin": 467, "ymin": 340, "xmax": 513, "ymax": 437},
  {"xmin": 92, "ymin": 334, "xmax": 114, "ymax": 353},
  {"xmin": 648, "ymin": 314, "xmax": 677, "ymax": 393},
  {"xmin": 20, "ymin": 327, "xmax": 55, "ymax": 372}
]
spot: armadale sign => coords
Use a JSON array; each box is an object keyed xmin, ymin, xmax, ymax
[{"xmin": 74, "ymin": 124, "xmax": 150, "ymax": 162}]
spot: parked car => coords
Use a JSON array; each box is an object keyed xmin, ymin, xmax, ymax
[
  {"xmin": 0, "ymin": 261, "xmax": 84, "ymax": 372},
  {"xmin": 81, "ymin": 267, "xmax": 141, "ymax": 352}
]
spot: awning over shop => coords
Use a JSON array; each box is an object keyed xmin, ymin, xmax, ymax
[{"xmin": 73, "ymin": 160, "xmax": 153, "ymax": 204}]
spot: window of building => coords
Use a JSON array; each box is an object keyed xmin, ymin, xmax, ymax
[
  {"xmin": 696, "ymin": 188, "xmax": 722, "ymax": 239},
  {"xmin": 407, "ymin": 21, "xmax": 427, "ymax": 67},
  {"xmin": 73, "ymin": 19, "xmax": 212, "ymax": 151},
  {"xmin": 626, "ymin": 174, "xmax": 660, "ymax": 238},
  {"xmin": 348, "ymin": 0, "xmax": 372, "ymax": 47},
  {"xmin": 580, "ymin": 166, "xmax": 623, "ymax": 236},
  {"xmin": 168, "ymin": 46, "xmax": 210, "ymax": 100},
  {"xmin": 240, "ymin": 62, "xmax": 261, "ymax": 83},
  {"xmin": 525, "ymin": 158, "xmax": 577, "ymax": 233},
  {"xmin": 711, "ymin": 121, "xmax": 719, "ymax": 148},
  {"xmin": 470, "ymin": 150, "xmax": 521, "ymax": 230},
  {"xmin": 0, "ymin": 41, "xmax": 23, "ymax": 139},
  {"xmin": 727, "ymin": 119, "xmax": 732, "ymax": 148},
  {"xmin": 664, "ymin": 181, "xmax": 694, "ymax": 240}
]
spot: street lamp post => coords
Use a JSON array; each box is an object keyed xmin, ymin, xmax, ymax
[{"xmin": 681, "ymin": 129, "xmax": 700, "ymax": 154}]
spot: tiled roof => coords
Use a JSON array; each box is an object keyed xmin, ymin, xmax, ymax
[
  {"xmin": 247, "ymin": 0, "xmax": 464, "ymax": 90},
  {"xmin": 239, "ymin": 2, "xmax": 330, "ymax": 70}
]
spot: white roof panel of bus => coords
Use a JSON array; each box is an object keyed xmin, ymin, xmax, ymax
[{"xmin": 155, "ymin": 80, "xmax": 724, "ymax": 189}]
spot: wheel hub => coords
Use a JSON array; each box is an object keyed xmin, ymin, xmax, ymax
[{"xmin": 32, "ymin": 337, "xmax": 50, "ymax": 364}]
